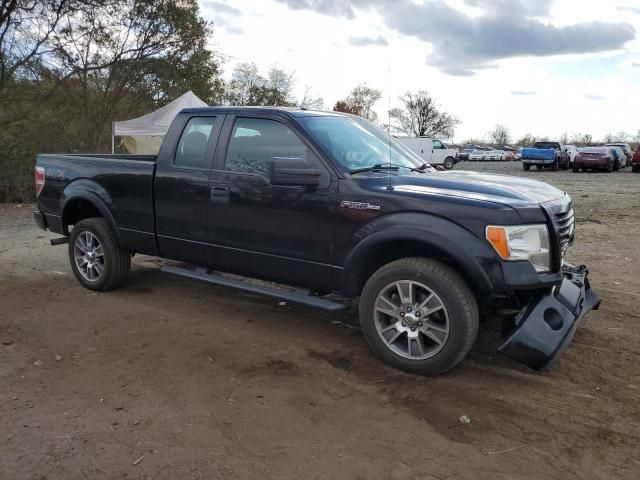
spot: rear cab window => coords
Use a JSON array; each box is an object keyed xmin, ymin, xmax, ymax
[{"xmin": 175, "ymin": 117, "xmax": 218, "ymax": 169}]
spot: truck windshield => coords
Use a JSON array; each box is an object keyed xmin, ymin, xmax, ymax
[{"xmin": 301, "ymin": 116, "xmax": 426, "ymax": 172}]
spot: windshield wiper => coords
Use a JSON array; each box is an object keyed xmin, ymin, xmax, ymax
[{"xmin": 349, "ymin": 163, "xmax": 428, "ymax": 175}]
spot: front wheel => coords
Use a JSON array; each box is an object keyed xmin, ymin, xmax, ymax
[
  {"xmin": 359, "ymin": 257, "xmax": 479, "ymax": 375},
  {"xmin": 68, "ymin": 218, "xmax": 131, "ymax": 291},
  {"xmin": 523, "ymin": 164, "xmax": 530, "ymax": 171}
]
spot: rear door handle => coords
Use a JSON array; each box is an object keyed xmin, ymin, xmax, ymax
[{"xmin": 210, "ymin": 185, "xmax": 229, "ymax": 203}]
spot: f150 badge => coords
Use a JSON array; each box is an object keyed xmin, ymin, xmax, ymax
[{"xmin": 339, "ymin": 201, "xmax": 381, "ymax": 211}]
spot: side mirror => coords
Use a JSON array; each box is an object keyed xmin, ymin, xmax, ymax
[{"xmin": 269, "ymin": 157, "xmax": 321, "ymax": 187}]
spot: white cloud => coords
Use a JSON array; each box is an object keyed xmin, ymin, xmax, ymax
[{"xmin": 203, "ymin": 0, "xmax": 640, "ymax": 141}]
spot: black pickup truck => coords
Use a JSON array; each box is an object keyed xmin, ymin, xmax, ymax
[{"xmin": 34, "ymin": 107, "xmax": 600, "ymax": 375}]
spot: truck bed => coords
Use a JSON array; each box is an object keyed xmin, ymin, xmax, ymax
[{"xmin": 36, "ymin": 153, "xmax": 157, "ymax": 253}]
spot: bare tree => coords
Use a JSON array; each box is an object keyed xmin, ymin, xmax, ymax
[
  {"xmin": 389, "ymin": 90, "xmax": 459, "ymax": 138},
  {"xmin": 488, "ymin": 124, "xmax": 511, "ymax": 145},
  {"xmin": 298, "ymin": 85, "xmax": 324, "ymax": 110},
  {"xmin": 333, "ymin": 83, "xmax": 381, "ymax": 121},
  {"xmin": 225, "ymin": 62, "xmax": 296, "ymax": 106},
  {"xmin": 347, "ymin": 83, "xmax": 381, "ymax": 121},
  {"xmin": 333, "ymin": 99, "xmax": 359, "ymax": 115},
  {"xmin": 0, "ymin": 0, "xmax": 77, "ymax": 93},
  {"xmin": 603, "ymin": 131, "xmax": 631, "ymax": 143},
  {"xmin": 515, "ymin": 133, "xmax": 538, "ymax": 146}
]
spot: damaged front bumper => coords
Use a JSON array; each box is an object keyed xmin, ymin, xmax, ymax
[{"xmin": 498, "ymin": 263, "xmax": 601, "ymax": 370}]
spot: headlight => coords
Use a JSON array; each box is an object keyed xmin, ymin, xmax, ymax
[{"xmin": 486, "ymin": 224, "xmax": 550, "ymax": 273}]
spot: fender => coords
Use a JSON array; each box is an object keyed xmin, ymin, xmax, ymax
[
  {"xmin": 339, "ymin": 213, "xmax": 498, "ymax": 296},
  {"xmin": 61, "ymin": 179, "xmax": 122, "ymax": 245}
]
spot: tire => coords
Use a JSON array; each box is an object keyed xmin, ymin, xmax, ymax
[
  {"xmin": 536, "ymin": 165, "xmax": 542, "ymax": 170},
  {"xmin": 562, "ymin": 160, "xmax": 569, "ymax": 170},
  {"xmin": 68, "ymin": 217, "xmax": 131, "ymax": 291},
  {"xmin": 443, "ymin": 157, "xmax": 455, "ymax": 170},
  {"xmin": 523, "ymin": 164, "xmax": 530, "ymax": 171},
  {"xmin": 572, "ymin": 166, "xmax": 579, "ymax": 173},
  {"xmin": 606, "ymin": 160, "xmax": 613, "ymax": 173},
  {"xmin": 633, "ymin": 165, "xmax": 639, "ymax": 173},
  {"xmin": 359, "ymin": 257, "xmax": 479, "ymax": 376},
  {"xmin": 552, "ymin": 160, "xmax": 559, "ymax": 171}
]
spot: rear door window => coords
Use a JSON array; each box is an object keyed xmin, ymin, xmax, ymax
[{"xmin": 175, "ymin": 117, "xmax": 217, "ymax": 169}]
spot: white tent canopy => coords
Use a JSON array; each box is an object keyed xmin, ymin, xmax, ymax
[{"xmin": 113, "ymin": 90, "xmax": 207, "ymax": 137}]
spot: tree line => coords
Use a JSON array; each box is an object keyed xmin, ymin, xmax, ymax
[{"xmin": 467, "ymin": 124, "xmax": 640, "ymax": 148}]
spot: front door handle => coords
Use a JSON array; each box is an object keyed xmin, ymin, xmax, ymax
[{"xmin": 210, "ymin": 185, "xmax": 230, "ymax": 203}]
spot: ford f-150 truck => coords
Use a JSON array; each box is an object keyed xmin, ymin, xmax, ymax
[
  {"xmin": 521, "ymin": 142, "xmax": 570, "ymax": 171},
  {"xmin": 33, "ymin": 107, "xmax": 600, "ymax": 375}
]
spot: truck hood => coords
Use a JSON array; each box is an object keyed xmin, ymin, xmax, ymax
[{"xmin": 387, "ymin": 170, "xmax": 565, "ymax": 205}]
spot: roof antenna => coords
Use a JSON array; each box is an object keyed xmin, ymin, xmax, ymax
[{"xmin": 386, "ymin": 50, "xmax": 394, "ymax": 191}]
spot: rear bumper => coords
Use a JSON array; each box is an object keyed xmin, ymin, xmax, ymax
[
  {"xmin": 33, "ymin": 211, "xmax": 48, "ymax": 230},
  {"xmin": 522, "ymin": 158, "xmax": 554, "ymax": 164},
  {"xmin": 576, "ymin": 159, "xmax": 607, "ymax": 167},
  {"xmin": 498, "ymin": 263, "xmax": 601, "ymax": 370}
]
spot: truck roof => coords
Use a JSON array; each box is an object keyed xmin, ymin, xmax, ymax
[{"xmin": 180, "ymin": 106, "xmax": 345, "ymax": 118}]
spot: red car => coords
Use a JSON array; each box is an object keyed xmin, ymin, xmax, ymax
[
  {"xmin": 573, "ymin": 147, "xmax": 617, "ymax": 173},
  {"xmin": 633, "ymin": 145, "xmax": 640, "ymax": 173}
]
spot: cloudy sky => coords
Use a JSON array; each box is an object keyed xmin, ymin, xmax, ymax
[{"xmin": 200, "ymin": 0, "xmax": 640, "ymax": 142}]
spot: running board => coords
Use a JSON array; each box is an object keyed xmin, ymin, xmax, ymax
[{"xmin": 161, "ymin": 265, "xmax": 346, "ymax": 312}]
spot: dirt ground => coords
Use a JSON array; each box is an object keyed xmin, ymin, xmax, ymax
[{"xmin": 1, "ymin": 162, "xmax": 639, "ymax": 480}]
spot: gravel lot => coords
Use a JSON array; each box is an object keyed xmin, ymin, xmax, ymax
[{"xmin": 1, "ymin": 162, "xmax": 639, "ymax": 479}]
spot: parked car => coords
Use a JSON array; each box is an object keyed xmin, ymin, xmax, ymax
[
  {"xmin": 564, "ymin": 145, "xmax": 579, "ymax": 167},
  {"xmin": 633, "ymin": 145, "xmax": 640, "ymax": 173},
  {"xmin": 573, "ymin": 146, "xmax": 617, "ymax": 172},
  {"xmin": 396, "ymin": 137, "xmax": 458, "ymax": 169},
  {"xmin": 504, "ymin": 151, "xmax": 516, "ymax": 161},
  {"xmin": 456, "ymin": 148, "xmax": 474, "ymax": 162},
  {"xmin": 605, "ymin": 143, "xmax": 633, "ymax": 167},
  {"xmin": 33, "ymin": 106, "xmax": 600, "ymax": 375},
  {"xmin": 469, "ymin": 148, "xmax": 506, "ymax": 161},
  {"xmin": 515, "ymin": 147, "xmax": 523, "ymax": 160},
  {"xmin": 521, "ymin": 141, "xmax": 570, "ymax": 171},
  {"xmin": 608, "ymin": 146, "xmax": 627, "ymax": 170}
]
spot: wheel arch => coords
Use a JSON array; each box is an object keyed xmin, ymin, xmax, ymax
[
  {"xmin": 339, "ymin": 226, "xmax": 493, "ymax": 298},
  {"xmin": 61, "ymin": 181, "xmax": 121, "ymax": 245}
]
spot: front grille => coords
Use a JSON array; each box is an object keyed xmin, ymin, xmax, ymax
[{"xmin": 554, "ymin": 204, "xmax": 575, "ymax": 256}]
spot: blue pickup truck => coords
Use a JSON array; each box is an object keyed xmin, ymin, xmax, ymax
[{"xmin": 521, "ymin": 142, "xmax": 570, "ymax": 171}]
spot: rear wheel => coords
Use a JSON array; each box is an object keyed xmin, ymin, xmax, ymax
[
  {"xmin": 68, "ymin": 218, "xmax": 131, "ymax": 291},
  {"xmin": 359, "ymin": 257, "xmax": 479, "ymax": 375},
  {"xmin": 552, "ymin": 160, "xmax": 559, "ymax": 171},
  {"xmin": 523, "ymin": 164, "xmax": 530, "ymax": 171},
  {"xmin": 572, "ymin": 166, "xmax": 579, "ymax": 173},
  {"xmin": 606, "ymin": 160, "xmax": 613, "ymax": 173},
  {"xmin": 633, "ymin": 165, "xmax": 640, "ymax": 173}
]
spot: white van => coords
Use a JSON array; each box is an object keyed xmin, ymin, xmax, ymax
[{"xmin": 396, "ymin": 137, "xmax": 458, "ymax": 169}]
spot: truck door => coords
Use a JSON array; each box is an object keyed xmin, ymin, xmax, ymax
[
  {"xmin": 154, "ymin": 114, "xmax": 224, "ymax": 264},
  {"xmin": 432, "ymin": 140, "xmax": 447, "ymax": 164},
  {"xmin": 206, "ymin": 114, "xmax": 337, "ymax": 290}
]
